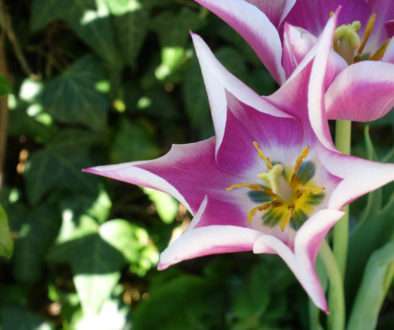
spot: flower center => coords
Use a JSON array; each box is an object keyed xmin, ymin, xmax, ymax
[
  {"xmin": 226, "ymin": 142, "xmax": 325, "ymax": 231},
  {"xmin": 334, "ymin": 14, "xmax": 389, "ymax": 63}
]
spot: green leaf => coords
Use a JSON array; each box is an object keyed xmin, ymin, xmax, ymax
[
  {"xmin": 0, "ymin": 306, "xmax": 53, "ymax": 330},
  {"xmin": 110, "ymin": 119, "xmax": 160, "ymax": 163},
  {"xmin": 49, "ymin": 231, "xmax": 124, "ymax": 314},
  {"xmin": 183, "ymin": 56, "xmax": 213, "ymax": 138},
  {"xmin": 107, "ymin": 0, "xmax": 149, "ymax": 67},
  {"xmin": 143, "ymin": 188, "xmax": 178, "ymax": 224},
  {"xmin": 134, "ymin": 274, "xmax": 223, "ymax": 330},
  {"xmin": 0, "ymin": 74, "xmax": 11, "ymax": 95},
  {"xmin": 40, "ymin": 56, "xmax": 109, "ymax": 131},
  {"xmin": 24, "ymin": 130, "xmax": 100, "ymax": 204},
  {"xmin": 31, "ymin": 0, "xmax": 121, "ymax": 66},
  {"xmin": 151, "ymin": 8, "xmax": 204, "ymax": 47},
  {"xmin": 348, "ymin": 240, "xmax": 394, "ymax": 330},
  {"xmin": 0, "ymin": 206, "xmax": 13, "ymax": 259},
  {"xmin": 49, "ymin": 218, "xmax": 157, "ymax": 313},
  {"xmin": 11, "ymin": 205, "xmax": 61, "ymax": 283},
  {"xmin": 100, "ymin": 219, "xmax": 158, "ymax": 276}
]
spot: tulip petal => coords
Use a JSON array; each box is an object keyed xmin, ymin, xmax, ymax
[
  {"xmin": 326, "ymin": 61, "xmax": 394, "ymax": 122},
  {"xmin": 247, "ymin": 0, "xmax": 296, "ymax": 26},
  {"xmin": 308, "ymin": 14, "xmax": 337, "ymax": 151},
  {"xmin": 318, "ymin": 148, "xmax": 394, "ymax": 209},
  {"xmin": 286, "ymin": 0, "xmax": 370, "ymax": 36},
  {"xmin": 367, "ymin": 0, "xmax": 394, "ymax": 50},
  {"xmin": 382, "ymin": 37, "xmax": 394, "ymax": 63},
  {"xmin": 84, "ymin": 138, "xmax": 230, "ymax": 214},
  {"xmin": 282, "ymin": 24, "xmax": 317, "ymax": 77},
  {"xmin": 254, "ymin": 209, "xmax": 344, "ymax": 312},
  {"xmin": 193, "ymin": 0, "xmax": 285, "ymax": 82},
  {"xmin": 191, "ymin": 33, "xmax": 292, "ymax": 159},
  {"xmin": 159, "ymin": 196, "xmax": 262, "ymax": 270}
]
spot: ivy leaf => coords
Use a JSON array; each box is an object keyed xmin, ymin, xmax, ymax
[
  {"xmin": 106, "ymin": 0, "xmax": 149, "ymax": 67},
  {"xmin": 110, "ymin": 119, "xmax": 160, "ymax": 163},
  {"xmin": 24, "ymin": 129, "xmax": 100, "ymax": 204},
  {"xmin": 11, "ymin": 204, "xmax": 61, "ymax": 284},
  {"xmin": 0, "ymin": 206, "xmax": 13, "ymax": 259},
  {"xmin": 0, "ymin": 306, "xmax": 53, "ymax": 330},
  {"xmin": 40, "ymin": 56, "xmax": 109, "ymax": 131},
  {"xmin": 49, "ymin": 218, "xmax": 157, "ymax": 313},
  {"xmin": 31, "ymin": 0, "xmax": 121, "ymax": 66}
]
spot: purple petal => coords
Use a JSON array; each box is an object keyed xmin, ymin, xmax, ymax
[
  {"xmin": 286, "ymin": 0, "xmax": 370, "ymax": 36},
  {"xmin": 318, "ymin": 147, "xmax": 394, "ymax": 209},
  {"xmin": 367, "ymin": 0, "xmax": 394, "ymax": 50},
  {"xmin": 326, "ymin": 61, "xmax": 394, "ymax": 122},
  {"xmin": 191, "ymin": 33, "xmax": 291, "ymax": 162},
  {"xmin": 158, "ymin": 197, "xmax": 262, "ymax": 270},
  {"xmin": 254, "ymin": 209, "xmax": 344, "ymax": 312},
  {"xmin": 382, "ymin": 37, "xmax": 394, "ymax": 63},
  {"xmin": 308, "ymin": 13, "xmax": 338, "ymax": 151},
  {"xmin": 193, "ymin": 0, "xmax": 285, "ymax": 82},
  {"xmin": 84, "ymin": 139, "xmax": 231, "ymax": 215},
  {"xmin": 282, "ymin": 24, "xmax": 317, "ymax": 77},
  {"xmin": 247, "ymin": 0, "xmax": 296, "ymax": 26}
]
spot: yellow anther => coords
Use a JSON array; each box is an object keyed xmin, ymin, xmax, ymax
[
  {"xmin": 247, "ymin": 203, "xmax": 272, "ymax": 223},
  {"xmin": 297, "ymin": 185, "xmax": 325, "ymax": 195},
  {"xmin": 370, "ymin": 39, "xmax": 389, "ymax": 60},
  {"xmin": 290, "ymin": 146, "xmax": 310, "ymax": 183},
  {"xmin": 358, "ymin": 14, "xmax": 377, "ymax": 56},
  {"xmin": 253, "ymin": 141, "xmax": 273, "ymax": 169},
  {"xmin": 226, "ymin": 182, "xmax": 263, "ymax": 192},
  {"xmin": 279, "ymin": 209, "xmax": 294, "ymax": 231}
]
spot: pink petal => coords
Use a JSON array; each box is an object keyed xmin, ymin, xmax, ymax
[
  {"xmin": 367, "ymin": 0, "xmax": 394, "ymax": 50},
  {"xmin": 325, "ymin": 61, "xmax": 394, "ymax": 122},
  {"xmin": 158, "ymin": 197, "xmax": 262, "ymax": 270},
  {"xmin": 247, "ymin": 0, "xmax": 296, "ymax": 26},
  {"xmin": 382, "ymin": 37, "xmax": 394, "ymax": 63},
  {"xmin": 84, "ymin": 139, "xmax": 229, "ymax": 215},
  {"xmin": 282, "ymin": 24, "xmax": 317, "ymax": 77},
  {"xmin": 318, "ymin": 147, "xmax": 394, "ymax": 209},
  {"xmin": 254, "ymin": 209, "xmax": 344, "ymax": 312},
  {"xmin": 286, "ymin": 0, "xmax": 370, "ymax": 36},
  {"xmin": 193, "ymin": 0, "xmax": 285, "ymax": 82},
  {"xmin": 308, "ymin": 13, "xmax": 338, "ymax": 151},
  {"xmin": 191, "ymin": 33, "xmax": 291, "ymax": 159}
]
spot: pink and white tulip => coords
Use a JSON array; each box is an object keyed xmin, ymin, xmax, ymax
[
  {"xmin": 195, "ymin": 0, "xmax": 394, "ymax": 122},
  {"xmin": 84, "ymin": 15, "xmax": 394, "ymax": 312}
]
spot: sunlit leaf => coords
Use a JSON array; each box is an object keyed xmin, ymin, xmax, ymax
[
  {"xmin": 40, "ymin": 56, "xmax": 109, "ymax": 131},
  {"xmin": 0, "ymin": 206, "xmax": 13, "ymax": 259},
  {"xmin": 143, "ymin": 188, "xmax": 178, "ymax": 224}
]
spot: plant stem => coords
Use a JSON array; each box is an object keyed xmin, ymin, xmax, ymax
[
  {"xmin": 333, "ymin": 120, "xmax": 352, "ymax": 278},
  {"xmin": 320, "ymin": 241, "xmax": 345, "ymax": 330},
  {"xmin": 0, "ymin": 32, "xmax": 8, "ymax": 188}
]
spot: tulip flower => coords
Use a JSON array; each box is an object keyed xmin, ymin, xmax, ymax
[
  {"xmin": 84, "ymin": 15, "xmax": 394, "ymax": 312},
  {"xmin": 195, "ymin": 0, "xmax": 394, "ymax": 122}
]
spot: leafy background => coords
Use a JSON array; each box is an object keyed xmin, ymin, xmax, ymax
[{"xmin": 0, "ymin": 0, "xmax": 393, "ymax": 329}]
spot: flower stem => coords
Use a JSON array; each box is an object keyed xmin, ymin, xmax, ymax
[
  {"xmin": 334, "ymin": 120, "xmax": 351, "ymax": 277},
  {"xmin": 321, "ymin": 241, "xmax": 345, "ymax": 330}
]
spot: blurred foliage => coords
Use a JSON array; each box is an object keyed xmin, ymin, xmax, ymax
[{"xmin": 0, "ymin": 0, "xmax": 392, "ymax": 329}]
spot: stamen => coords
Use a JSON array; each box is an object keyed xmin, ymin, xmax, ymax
[
  {"xmin": 370, "ymin": 40, "xmax": 389, "ymax": 60},
  {"xmin": 247, "ymin": 203, "xmax": 272, "ymax": 223},
  {"xmin": 253, "ymin": 141, "xmax": 272, "ymax": 169},
  {"xmin": 358, "ymin": 14, "xmax": 377, "ymax": 56},
  {"xmin": 297, "ymin": 185, "xmax": 325, "ymax": 195},
  {"xmin": 279, "ymin": 208, "xmax": 294, "ymax": 231},
  {"xmin": 226, "ymin": 182, "xmax": 264, "ymax": 192},
  {"xmin": 290, "ymin": 146, "xmax": 310, "ymax": 184}
]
